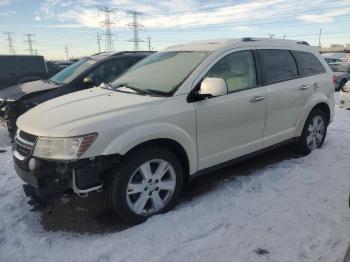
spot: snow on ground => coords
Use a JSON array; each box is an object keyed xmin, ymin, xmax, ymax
[{"xmin": 0, "ymin": 96, "xmax": 350, "ymax": 262}]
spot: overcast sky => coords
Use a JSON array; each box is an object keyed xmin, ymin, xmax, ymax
[{"xmin": 1, "ymin": 0, "xmax": 350, "ymax": 59}]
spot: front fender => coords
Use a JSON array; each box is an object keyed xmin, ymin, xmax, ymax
[{"xmin": 102, "ymin": 123, "xmax": 198, "ymax": 174}]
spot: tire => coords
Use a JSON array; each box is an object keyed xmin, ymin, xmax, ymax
[
  {"xmin": 339, "ymin": 79, "xmax": 347, "ymax": 92},
  {"xmin": 107, "ymin": 146, "xmax": 183, "ymax": 224},
  {"xmin": 295, "ymin": 109, "xmax": 328, "ymax": 155}
]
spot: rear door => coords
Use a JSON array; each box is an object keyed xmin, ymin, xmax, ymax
[
  {"xmin": 0, "ymin": 56, "xmax": 18, "ymax": 90},
  {"xmin": 258, "ymin": 49, "xmax": 307, "ymax": 147}
]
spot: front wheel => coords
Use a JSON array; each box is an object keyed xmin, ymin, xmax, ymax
[
  {"xmin": 295, "ymin": 109, "xmax": 328, "ymax": 155},
  {"xmin": 107, "ymin": 147, "xmax": 183, "ymax": 224}
]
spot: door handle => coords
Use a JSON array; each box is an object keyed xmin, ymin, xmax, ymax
[
  {"xmin": 299, "ymin": 85, "xmax": 311, "ymax": 90},
  {"xmin": 250, "ymin": 96, "xmax": 265, "ymax": 102}
]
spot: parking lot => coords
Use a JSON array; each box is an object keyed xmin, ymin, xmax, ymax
[{"xmin": 0, "ymin": 93, "xmax": 349, "ymax": 262}]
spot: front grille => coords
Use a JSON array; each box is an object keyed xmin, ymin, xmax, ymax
[
  {"xmin": 19, "ymin": 130, "xmax": 37, "ymax": 144},
  {"xmin": 14, "ymin": 130, "xmax": 38, "ymax": 159}
]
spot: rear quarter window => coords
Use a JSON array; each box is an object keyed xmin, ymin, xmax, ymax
[
  {"xmin": 259, "ymin": 49, "xmax": 298, "ymax": 85},
  {"xmin": 17, "ymin": 56, "xmax": 46, "ymax": 74},
  {"xmin": 296, "ymin": 51, "xmax": 326, "ymax": 76}
]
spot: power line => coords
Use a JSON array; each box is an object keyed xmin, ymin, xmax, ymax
[
  {"xmin": 24, "ymin": 33, "xmax": 37, "ymax": 55},
  {"xmin": 3, "ymin": 31, "xmax": 16, "ymax": 55},
  {"xmin": 98, "ymin": 6, "xmax": 117, "ymax": 52},
  {"xmin": 127, "ymin": 10, "xmax": 144, "ymax": 51}
]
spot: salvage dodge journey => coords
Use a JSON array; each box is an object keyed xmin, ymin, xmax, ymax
[{"xmin": 13, "ymin": 38, "xmax": 335, "ymax": 223}]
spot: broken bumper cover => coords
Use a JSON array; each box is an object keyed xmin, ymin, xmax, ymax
[{"xmin": 14, "ymin": 154, "xmax": 118, "ymax": 201}]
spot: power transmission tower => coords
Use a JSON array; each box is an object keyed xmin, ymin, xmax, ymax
[
  {"xmin": 24, "ymin": 33, "xmax": 36, "ymax": 55},
  {"xmin": 97, "ymin": 32, "xmax": 102, "ymax": 53},
  {"xmin": 147, "ymin": 35, "xmax": 153, "ymax": 51},
  {"xmin": 3, "ymin": 31, "xmax": 16, "ymax": 55},
  {"xmin": 98, "ymin": 7, "xmax": 117, "ymax": 52},
  {"xmin": 65, "ymin": 45, "xmax": 69, "ymax": 60},
  {"xmin": 268, "ymin": 33, "xmax": 275, "ymax": 39},
  {"xmin": 126, "ymin": 10, "xmax": 144, "ymax": 51}
]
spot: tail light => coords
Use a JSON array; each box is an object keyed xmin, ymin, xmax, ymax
[{"xmin": 332, "ymin": 75, "xmax": 337, "ymax": 86}]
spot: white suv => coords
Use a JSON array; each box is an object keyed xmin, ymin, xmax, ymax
[{"xmin": 13, "ymin": 38, "xmax": 335, "ymax": 223}]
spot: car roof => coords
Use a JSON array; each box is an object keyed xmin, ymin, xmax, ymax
[
  {"xmin": 89, "ymin": 51, "xmax": 155, "ymax": 61},
  {"xmin": 163, "ymin": 38, "xmax": 315, "ymax": 52}
]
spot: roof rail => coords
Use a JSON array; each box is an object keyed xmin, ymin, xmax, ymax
[{"xmin": 241, "ymin": 37, "xmax": 259, "ymax": 42}]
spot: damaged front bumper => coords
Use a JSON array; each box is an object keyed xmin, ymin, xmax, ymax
[{"xmin": 13, "ymin": 130, "xmax": 119, "ymax": 203}]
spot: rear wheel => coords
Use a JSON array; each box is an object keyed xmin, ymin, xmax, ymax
[
  {"xmin": 107, "ymin": 147, "xmax": 183, "ymax": 224},
  {"xmin": 295, "ymin": 109, "xmax": 328, "ymax": 155}
]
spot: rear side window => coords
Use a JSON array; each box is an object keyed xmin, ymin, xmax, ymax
[
  {"xmin": 259, "ymin": 49, "xmax": 298, "ymax": 84},
  {"xmin": 0, "ymin": 57, "xmax": 17, "ymax": 75},
  {"xmin": 296, "ymin": 51, "xmax": 326, "ymax": 76},
  {"xmin": 17, "ymin": 56, "xmax": 46, "ymax": 74}
]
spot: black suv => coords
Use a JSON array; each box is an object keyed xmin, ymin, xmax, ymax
[
  {"xmin": 0, "ymin": 51, "xmax": 153, "ymax": 137},
  {"xmin": 0, "ymin": 55, "xmax": 60, "ymax": 90}
]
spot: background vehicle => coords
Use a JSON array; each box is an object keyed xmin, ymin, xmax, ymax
[
  {"xmin": 322, "ymin": 52, "xmax": 348, "ymax": 63},
  {"xmin": 339, "ymin": 80, "xmax": 350, "ymax": 109},
  {"xmin": 324, "ymin": 57, "xmax": 342, "ymax": 64},
  {"xmin": 0, "ymin": 55, "xmax": 59, "ymax": 90},
  {"xmin": 13, "ymin": 38, "xmax": 334, "ymax": 224},
  {"xmin": 329, "ymin": 62, "xmax": 350, "ymax": 91},
  {"xmin": 0, "ymin": 51, "xmax": 153, "ymax": 138}
]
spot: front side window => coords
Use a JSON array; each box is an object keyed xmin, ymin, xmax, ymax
[
  {"xmin": 87, "ymin": 58, "xmax": 129, "ymax": 85},
  {"xmin": 296, "ymin": 51, "xmax": 326, "ymax": 76},
  {"xmin": 259, "ymin": 49, "xmax": 298, "ymax": 84},
  {"xmin": 205, "ymin": 51, "xmax": 257, "ymax": 93},
  {"xmin": 50, "ymin": 59, "xmax": 96, "ymax": 84},
  {"xmin": 112, "ymin": 51, "xmax": 209, "ymax": 96}
]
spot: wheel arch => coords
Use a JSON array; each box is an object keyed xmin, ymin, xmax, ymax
[
  {"xmin": 122, "ymin": 138, "xmax": 191, "ymax": 183},
  {"xmin": 296, "ymin": 100, "xmax": 331, "ymax": 137}
]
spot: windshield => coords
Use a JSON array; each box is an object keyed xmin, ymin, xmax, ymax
[
  {"xmin": 50, "ymin": 59, "xmax": 96, "ymax": 84},
  {"xmin": 330, "ymin": 63, "xmax": 350, "ymax": 73},
  {"xmin": 111, "ymin": 51, "xmax": 209, "ymax": 96}
]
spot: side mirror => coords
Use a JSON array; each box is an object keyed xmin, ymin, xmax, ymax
[
  {"xmin": 187, "ymin": 77, "xmax": 228, "ymax": 102},
  {"xmin": 83, "ymin": 77, "xmax": 96, "ymax": 88},
  {"xmin": 200, "ymin": 77, "xmax": 228, "ymax": 97}
]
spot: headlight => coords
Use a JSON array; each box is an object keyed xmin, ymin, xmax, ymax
[{"xmin": 33, "ymin": 133, "xmax": 97, "ymax": 160}]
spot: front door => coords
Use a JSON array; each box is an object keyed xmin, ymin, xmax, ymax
[{"xmin": 194, "ymin": 50, "xmax": 267, "ymax": 170}]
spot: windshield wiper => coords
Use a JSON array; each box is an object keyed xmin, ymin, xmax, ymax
[
  {"xmin": 46, "ymin": 79, "xmax": 60, "ymax": 85},
  {"xmin": 115, "ymin": 83, "xmax": 152, "ymax": 96},
  {"xmin": 99, "ymin": 82, "xmax": 114, "ymax": 90}
]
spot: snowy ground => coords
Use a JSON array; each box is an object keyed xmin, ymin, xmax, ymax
[{"xmin": 0, "ymin": 95, "xmax": 350, "ymax": 262}]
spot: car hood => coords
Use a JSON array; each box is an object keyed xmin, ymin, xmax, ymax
[
  {"xmin": 0, "ymin": 80, "xmax": 61, "ymax": 101},
  {"xmin": 17, "ymin": 87, "xmax": 166, "ymax": 137}
]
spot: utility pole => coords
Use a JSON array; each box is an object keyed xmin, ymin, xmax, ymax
[
  {"xmin": 3, "ymin": 31, "xmax": 16, "ymax": 55},
  {"xmin": 318, "ymin": 29, "xmax": 322, "ymax": 48},
  {"xmin": 97, "ymin": 32, "xmax": 102, "ymax": 53},
  {"xmin": 98, "ymin": 6, "xmax": 117, "ymax": 52},
  {"xmin": 126, "ymin": 10, "xmax": 144, "ymax": 51},
  {"xmin": 24, "ymin": 33, "xmax": 36, "ymax": 55},
  {"xmin": 65, "ymin": 45, "xmax": 69, "ymax": 60},
  {"xmin": 147, "ymin": 35, "xmax": 152, "ymax": 51}
]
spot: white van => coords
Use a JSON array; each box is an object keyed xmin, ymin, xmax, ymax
[{"xmin": 13, "ymin": 38, "xmax": 335, "ymax": 223}]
